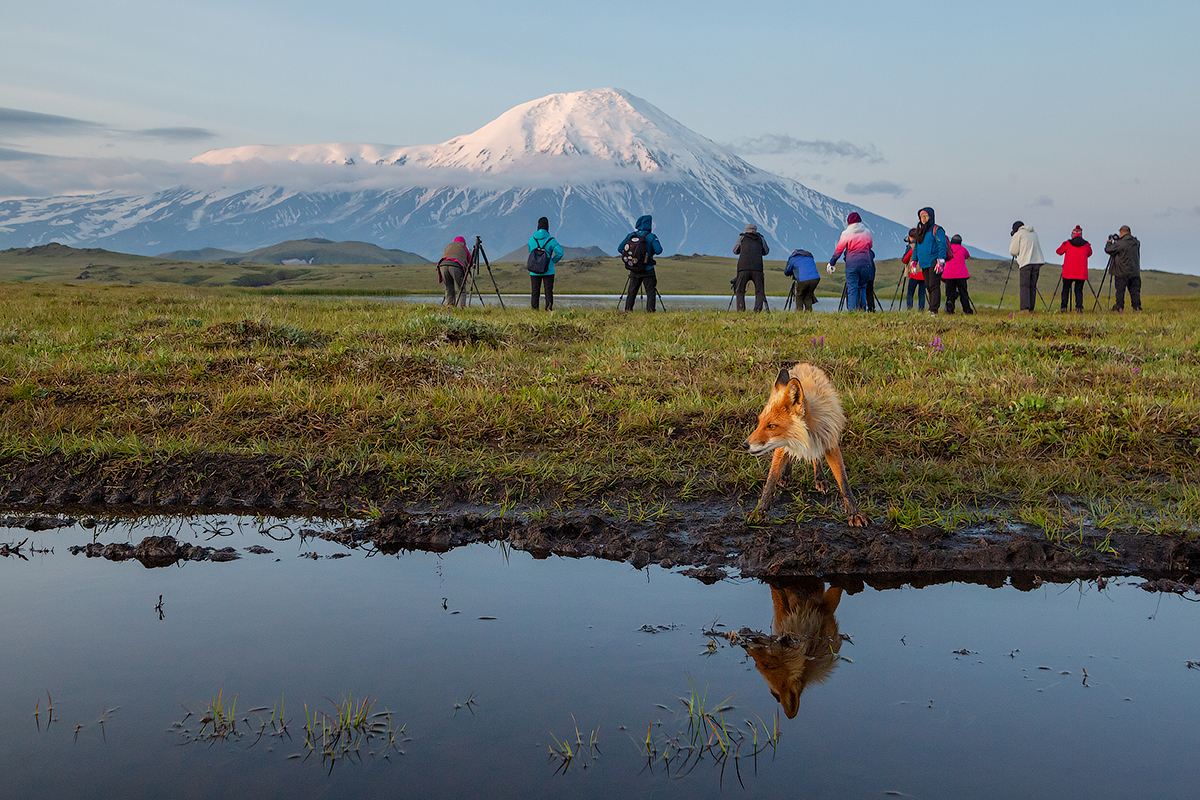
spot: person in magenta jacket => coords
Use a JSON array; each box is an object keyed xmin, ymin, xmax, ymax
[
  {"xmin": 1055, "ymin": 226, "xmax": 1092, "ymax": 313},
  {"xmin": 941, "ymin": 234, "xmax": 973, "ymax": 314}
]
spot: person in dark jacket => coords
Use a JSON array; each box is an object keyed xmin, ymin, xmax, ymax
[
  {"xmin": 784, "ymin": 248, "xmax": 820, "ymax": 311},
  {"xmin": 733, "ymin": 223, "xmax": 770, "ymax": 312},
  {"xmin": 1104, "ymin": 225, "xmax": 1141, "ymax": 311},
  {"xmin": 527, "ymin": 216, "xmax": 564, "ymax": 311},
  {"xmin": 912, "ymin": 207, "xmax": 951, "ymax": 315},
  {"xmin": 437, "ymin": 235, "xmax": 474, "ymax": 308},
  {"xmin": 1055, "ymin": 226, "xmax": 1092, "ymax": 312},
  {"xmin": 616, "ymin": 214, "xmax": 664, "ymax": 312}
]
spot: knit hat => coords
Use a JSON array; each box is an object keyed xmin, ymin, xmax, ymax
[
  {"xmin": 744, "ymin": 223, "xmax": 758, "ymax": 234},
  {"xmin": 1071, "ymin": 226, "xmax": 1082, "ymax": 238},
  {"xmin": 1011, "ymin": 221, "xmax": 1023, "ymax": 235},
  {"xmin": 847, "ymin": 212, "xmax": 862, "ymax": 225},
  {"xmin": 453, "ymin": 236, "xmax": 466, "ymax": 244},
  {"xmin": 537, "ymin": 216, "xmax": 549, "ymax": 231}
]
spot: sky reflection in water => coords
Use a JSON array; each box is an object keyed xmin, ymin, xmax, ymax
[{"xmin": 1, "ymin": 515, "xmax": 1197, "ymax": 799}]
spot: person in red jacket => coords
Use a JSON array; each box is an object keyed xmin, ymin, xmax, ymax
[{"xmin": 1055, "ymin": 226, "xmax": 1093, "ymax": 313}]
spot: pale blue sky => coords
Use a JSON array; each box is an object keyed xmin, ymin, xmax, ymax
[{"xmin": 3, "ymin": 0, "xmax": 1198, "ymax": 269}]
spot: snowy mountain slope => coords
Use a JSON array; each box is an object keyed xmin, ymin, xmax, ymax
[{"xmin": 0, "ymin": 89, "xmax": 910, "ymax": 259}]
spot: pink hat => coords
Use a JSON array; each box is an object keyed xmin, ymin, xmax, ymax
[{"xmin": 453, "ymin": 236, "xmax": 466, "ymax": 244}]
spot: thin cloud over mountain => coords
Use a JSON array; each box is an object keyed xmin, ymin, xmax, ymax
[
  {"xmin": 845, "ymin": 180, "xmax": 907, "ymax": 198},
  {"xmin": 728, "ymin": 134, "xmax": 884, "ymax": 163}
]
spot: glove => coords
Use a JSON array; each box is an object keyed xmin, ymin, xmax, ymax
[
  {"xmin": 826, "ymin": 263, "xmax": 836, "ymax": 274},
  {"xmin": 935, "ymin": 259, "xmax": 945, "ymax": 273}
]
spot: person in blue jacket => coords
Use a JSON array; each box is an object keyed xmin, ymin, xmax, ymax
[
  {"xmin": 784, "ymin": 249, "xmax": 820, "ymax": 311},
  {"xmin": 911, "ymin": 207, "xmax": 951, "ymax": 315},
  {"xmin": 616, "ymin": 214, "xmax": 664, "ymax": 312},
  {"xmin": 527, "ymin": 216, "xmax": 564, "ymax": 311}
]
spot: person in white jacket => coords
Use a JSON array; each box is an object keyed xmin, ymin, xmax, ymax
[{"xmin": 1009, "ymin": 221, "xmax": 1045, "ymax": 313}]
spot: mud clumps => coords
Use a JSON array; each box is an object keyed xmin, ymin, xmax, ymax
[
  {"xmin": 68, "ymin": 535, "xmax": 239, "ymax": 567},
  {"xmin": 340, "ymin": 510, "xmax": 1200, "ymax": 587}
]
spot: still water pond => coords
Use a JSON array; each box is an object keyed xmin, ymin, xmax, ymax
[{"xmin": 2, "ymin": 515, "xmax": 1197, "ymax": 799}]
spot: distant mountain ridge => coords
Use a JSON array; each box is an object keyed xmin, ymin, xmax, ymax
[
  {"xmin": 160, "ymin": 238, "xmax": 429, "ymax": 265},
  {"xmin": 0, "ymin": 88, "xmax": 912, "ymax": 259}
]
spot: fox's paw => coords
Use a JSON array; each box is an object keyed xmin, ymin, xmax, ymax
[
  {"xmin": 814, "ymin": 480, "xmax": 831, "ymax": 495},
  {"xmin": 746, "ymin": 507, "xmax": 769, "ymax": 525},
  {"xmin": 847, "ymin": 512, "xmax": 870, "ymax": 528}
]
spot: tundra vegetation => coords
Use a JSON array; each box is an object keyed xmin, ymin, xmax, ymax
[{"xmin": 0, "ymin": 283, "xmax": 1198, "ymax": 542}]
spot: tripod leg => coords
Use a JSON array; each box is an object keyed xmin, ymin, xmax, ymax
[
  {"xmin": 1045, "ymin": 276, "xmax": 1061, "ymax": 312},
  {"xmin": 889, "ymin": 268, "xmax": 905, "ymax": 311},
  {"xmin": 997, "ymin": 257, "xmax": 1015, "ymax": 309},
  {"xmin": 838, "ymin": 283, "xmax": 847, "ymax": 312},
  {"xmin": 617, "ymin": 273, "xmax": 632, "ymax": 310}
]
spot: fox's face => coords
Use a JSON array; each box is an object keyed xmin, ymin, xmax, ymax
[{"xmin": 743, "ymin": 368, "xmax": 806, "ymax": 456}]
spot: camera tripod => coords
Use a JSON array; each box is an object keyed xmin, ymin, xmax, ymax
[{"xmin": 463, "ymin": 236, "xmax": 506, "ymax": 309}]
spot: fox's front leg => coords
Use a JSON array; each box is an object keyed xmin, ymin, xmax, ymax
[
  {"xmin": 755, "ymin": 449, "xmax": 791, "ymax": 515},
  {"xmin": 812, "ymin": 459, "xmax": 831, "ymax": 495},
  {"xmin": 823, "ymin": 446, "xmax": 869, "ymax": 527}
]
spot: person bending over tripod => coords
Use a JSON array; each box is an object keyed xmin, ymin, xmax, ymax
[{"xmin": 437, "ymin": 235, "xmax": 474, "ymax": 307}]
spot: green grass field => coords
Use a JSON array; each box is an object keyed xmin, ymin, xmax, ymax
[{"xmin": 1, "ymin": 282, "xmax": 1197, "ymax": 539}]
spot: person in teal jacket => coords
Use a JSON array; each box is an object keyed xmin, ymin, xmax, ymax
[
  {"xmin": 527, "ymin": 216, "xmax": 564, "ymax": 311},
  {"xmin": 911, "ymin": 207, "xmax": 951, "ymax": 315}
]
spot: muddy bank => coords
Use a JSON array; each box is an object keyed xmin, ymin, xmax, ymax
[
  {"xmin": 320, "ymin": 507, "xmax": 1200, "ymax": 588},
  {"xmin": 2, "ymin": 452, "xmax": 1199, "ymax": 584}
]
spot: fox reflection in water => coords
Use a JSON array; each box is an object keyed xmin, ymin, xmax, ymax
[{"xmin": 740, "ymin": 578, "xmax": 844, "ymax": 719}]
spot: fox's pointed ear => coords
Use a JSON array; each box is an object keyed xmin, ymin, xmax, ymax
[
  {"xmin": 787, "ymin": 378, "xmax": 805, "ymax": 407},
  {"xmin": 774, "ymin": 368, "xmax": 791, "ymax": 390}
]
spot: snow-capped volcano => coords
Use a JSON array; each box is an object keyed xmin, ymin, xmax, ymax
[
  {"xmin": 192, "ymin": 88, "xmax": 746, "ymax": 177},
  {"xmin": 1, "ymin": 89, "xmax": 909, "ymax": 259}
]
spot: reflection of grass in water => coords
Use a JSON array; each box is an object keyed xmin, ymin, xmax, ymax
[
  {"xmin": 548, "ymin": 715, "xmax": 600, "ymax": 774},
  {"xmin": 302, "ymin": 694, "xmax": 407, "ymax": 773},
  {"xmin": 641, "ymin": 674, "xmax": 780, "ymax": 789}
]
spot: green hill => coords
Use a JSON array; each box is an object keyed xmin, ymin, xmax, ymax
[
  {"xmin": 156, "ymin": 247, "xmax": 243, "ymax": 261},
  {"xmin": 212, "ymin": 238, "xmax": 429, "ymax": 266},
  {"xmin": 495, "ymin": 245, "xmax": 611, "ymax": 263}
]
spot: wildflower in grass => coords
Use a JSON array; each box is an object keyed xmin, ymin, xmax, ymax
[
  {"xmin": 929, "ymin": 336, "xmax": 943, "ymax": 353},
  {"xmin": 811, "ymin": 336, "xmax": 826, "ymax": 348},
  {"xmin": 1132, "ymin": 366, "xmax": 1141, "ymax": 375}
]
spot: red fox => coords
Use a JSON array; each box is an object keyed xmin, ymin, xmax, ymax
[{"xmin": 742, "ymin": 363, "xmax": 868, "ymax": 526}]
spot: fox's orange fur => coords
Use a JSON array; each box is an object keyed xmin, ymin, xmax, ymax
[
  {"xmin": 745, "ymin": 581, "xmax": 844, "ymax": 718},
  {"xmin": 742, "ymin": 363, "xmax": 868, "ymax": 526}
]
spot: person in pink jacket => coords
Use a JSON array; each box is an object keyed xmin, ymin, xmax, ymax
[
  {"xmin": 941, "ymin": 234, "xmax": 973, "ymax": 314},
  {"xmin": 1055, "ymin": 226, "xmax": 1092, "ymax": 313}
]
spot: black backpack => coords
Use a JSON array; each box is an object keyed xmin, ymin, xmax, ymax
[
  {"xmin": 621, "ymin": 234, "xmax": 649, "ymax": 271},
  {"xmin": 527, "ymin": 238, "xmax": 553, "ymax": 274}
]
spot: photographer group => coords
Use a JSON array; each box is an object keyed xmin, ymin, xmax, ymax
[{"xmin": 435, "ymin": 210, "xmax": 1143, "ymax": 315}]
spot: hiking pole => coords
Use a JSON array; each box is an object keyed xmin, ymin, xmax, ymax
[
  {"xmin": 727, "ymin": 278, "xmax": 737, "ymax": 311},
  {"xmin": 997, "ymin": 257, "xmax": 1016, "ymax": 309}
]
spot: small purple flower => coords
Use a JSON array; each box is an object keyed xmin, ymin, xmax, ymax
[
  {"xmin": 1132, "ymin": 366, "xmax": 1141, "ymax": 374},
  {"xmin": 929, "ymin": 336, "xmax": 943, "ymax": 353},
  {"xmin": 812, "ymin": 336, "xmax": 826, "ymax": 348}
]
